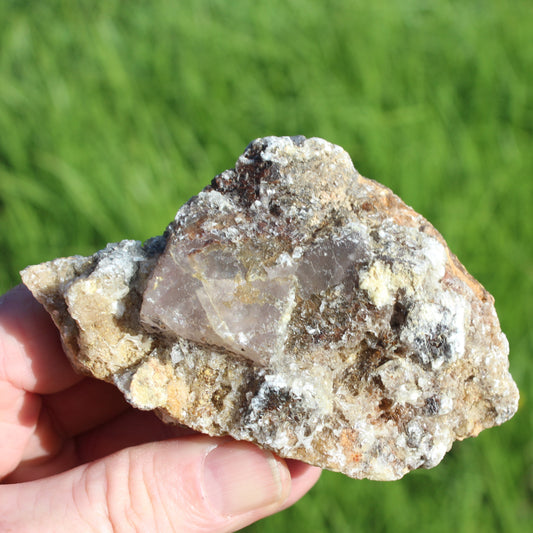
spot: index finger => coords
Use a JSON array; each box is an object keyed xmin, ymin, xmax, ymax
[{"xmin": 0, "ymin": 285, "xmax": 81, "ymax": 394}]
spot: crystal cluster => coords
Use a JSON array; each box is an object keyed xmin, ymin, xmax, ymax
[{"xmin": 21, "ymin": 136, "xmax": 519, "ymax": 480}]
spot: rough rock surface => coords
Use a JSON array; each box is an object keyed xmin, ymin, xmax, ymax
[{"xmin": 21, "ymin": 136, "xmax": 519, "ymax": 480}]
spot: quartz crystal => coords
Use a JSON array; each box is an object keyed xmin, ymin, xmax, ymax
[{"xmin": 21, "ymin": 136, "xmax": 519, "ymax": 480}]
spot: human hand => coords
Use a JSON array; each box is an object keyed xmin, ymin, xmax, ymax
[{"xmin": 0, "ymin": 285, "xmax": 321, "ymax": 532}]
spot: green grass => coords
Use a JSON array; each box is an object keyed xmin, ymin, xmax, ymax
[{"xmin": 1, "ymin": 0, "xmax": 532, "ymax": 531}]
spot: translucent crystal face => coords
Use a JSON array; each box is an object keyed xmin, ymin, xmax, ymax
[{"xmin": 140, "ymin": 237, "xmax": 299, "ymax": 365}]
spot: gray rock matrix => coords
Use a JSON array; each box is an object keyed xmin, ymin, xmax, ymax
[{"xmin": 21, "ymin": 136, "xmax": 519, "ymax": 480}]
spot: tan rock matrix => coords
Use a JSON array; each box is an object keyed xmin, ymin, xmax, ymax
[{"xmin": 21, "ymin": 136, "xmax": 519, "ymax": 480}]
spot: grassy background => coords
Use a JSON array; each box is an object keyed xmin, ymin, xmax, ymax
[{"xmin": 1, "ymin": 0, "xmax": 531, "ymax": 531}]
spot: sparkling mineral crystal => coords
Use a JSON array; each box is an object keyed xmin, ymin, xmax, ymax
[{"xmin": 21, "ymin": 136, "xmax": 519, "ymax": 480}]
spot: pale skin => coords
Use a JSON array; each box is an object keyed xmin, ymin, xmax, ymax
[{"xmin": 0, "ymin": 285, "xmax": 321, "ymax": 532}]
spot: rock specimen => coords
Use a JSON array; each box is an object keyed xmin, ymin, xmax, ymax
[{"xmin": 21, "ymin": 136, "xmax": 519, "ymax": 480}]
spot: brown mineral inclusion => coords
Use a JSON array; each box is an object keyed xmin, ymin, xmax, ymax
[{"xmin": 21, "ymin": 136, "xmax": 519, "ymax": 480}]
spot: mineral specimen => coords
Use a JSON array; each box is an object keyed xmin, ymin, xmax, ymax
[{"xmin": 20, "ymin": 136, "xmax": 519, "ymax": 480}]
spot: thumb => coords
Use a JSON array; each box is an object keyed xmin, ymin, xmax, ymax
[{"xmin": 0, "ymin": 436, "xmax": 293, "ymax": 533}]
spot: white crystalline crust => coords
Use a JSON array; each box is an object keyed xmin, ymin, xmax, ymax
[{"xmin": 20, "ymin": 136, "xmax": 519, "ymax": 480}]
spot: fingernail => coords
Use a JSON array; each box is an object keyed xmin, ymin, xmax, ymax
[{"xmin": 203, "ymin": 441, "xmax": 288, "ymax": 516}]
